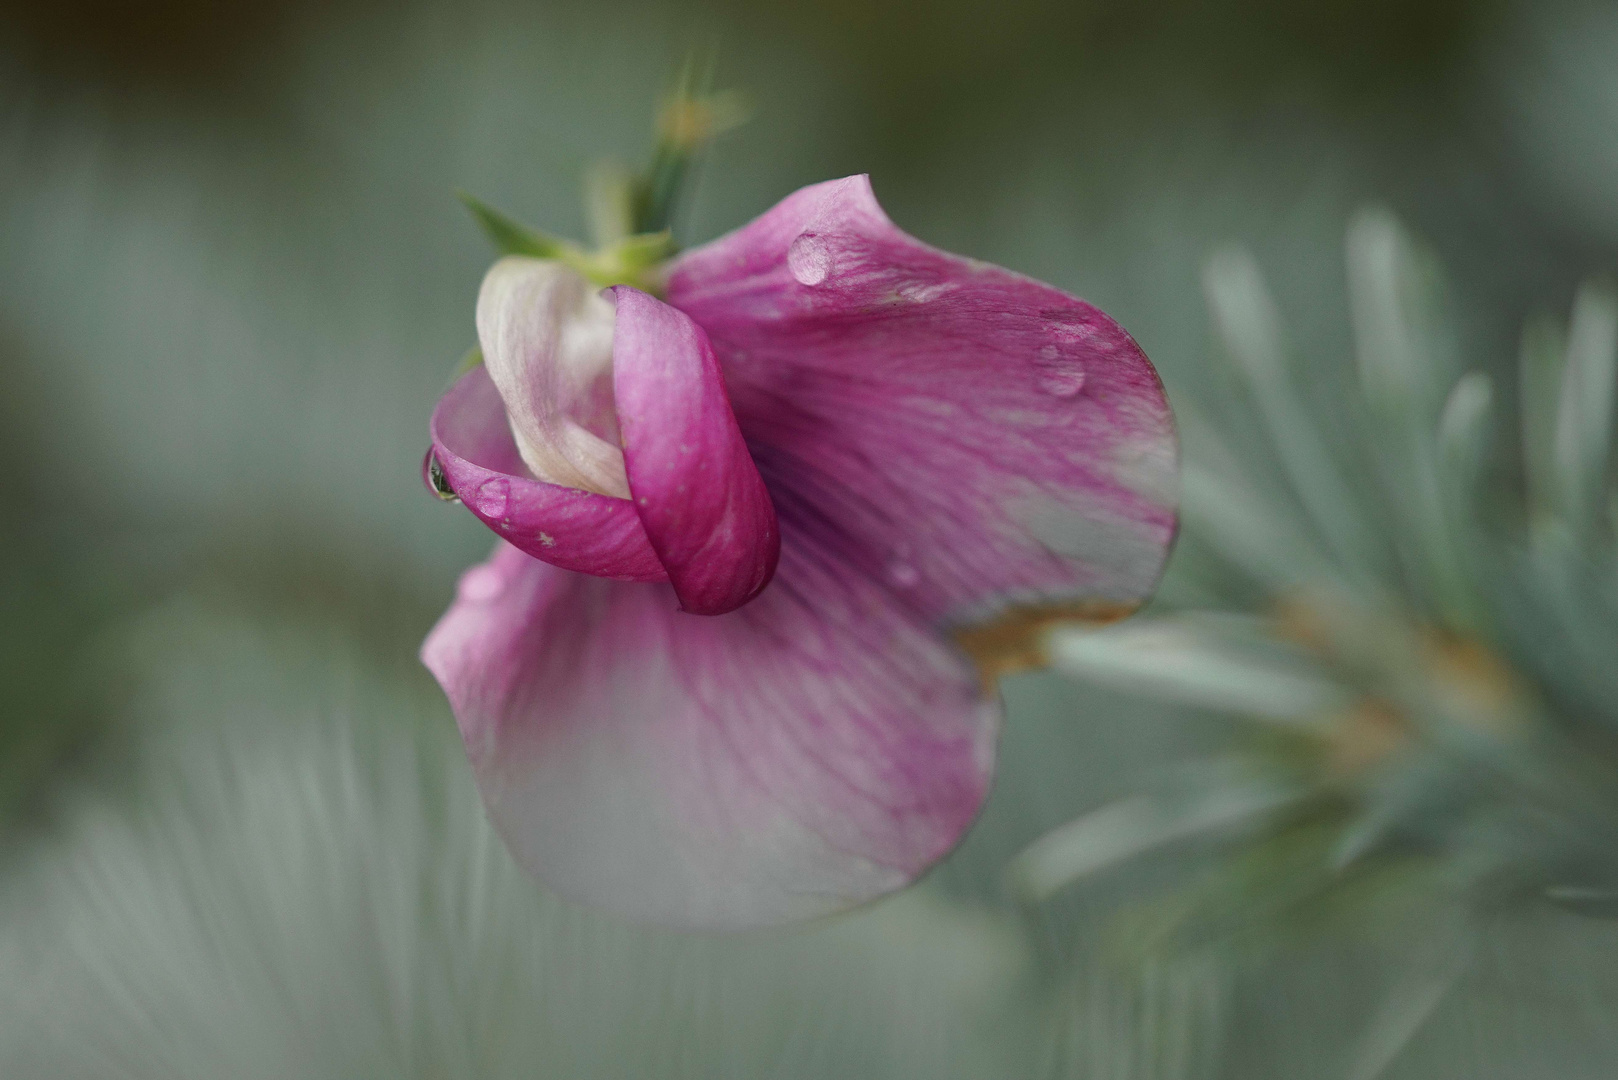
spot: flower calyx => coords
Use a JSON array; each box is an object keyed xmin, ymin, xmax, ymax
[{"xmin": 457, "ymin": 192, "xmax": 674, "ymax": 295}]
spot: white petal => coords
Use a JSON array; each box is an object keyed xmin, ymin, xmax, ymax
[{"xmin": 475, "ymin": 257, "xmax": 630, "ymax": 498}]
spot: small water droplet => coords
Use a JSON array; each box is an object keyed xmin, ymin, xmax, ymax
[
  {"xmin": 787, "ymin": 232, "xmax": 832, "ymax": 286},
  {"xmin": 474, "ymin": 477, "xmax": 510, "ymax": 519},
  {"xmin": 1036, "ymin": 363, "xmax": 1086, "ymax": 398},
  {"xmin": 423, "ymin": 448, "xmax": 460, "ymax": 502},
  {"xmin": 885, "ymin": 552, "xmax": 921, "ymax": 588},
  {"xmin": 458, "ymin": 563, "xmax": 504, "ymax": 602}
]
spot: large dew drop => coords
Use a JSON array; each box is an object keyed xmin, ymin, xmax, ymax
[
  {"xmin": 787, "ymin": 233, "xmax": 832, "ymax": 286},
  {"xmin": 422, "ymin": 448, "xmax": 461, "ymax": 503},
  {"xmin": 1035, "ymin": 346, "xmax": 1087, "ymax": 398},
  {"xmin": 1037, "ymin": 365, "xmax": 1087, "ymax": 398},
  {"xmin": 475, "ymin": 477, "xmax": 511, "ymax": 519}
]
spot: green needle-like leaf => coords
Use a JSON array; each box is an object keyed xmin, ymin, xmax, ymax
[
  {"xmin": 1204, "ymin": 246, "xmax": 1381, "ymax": 577},
  {"xmin": 1010, "ymin": 762, "xmax": 1297, "ymax": 902},
  {"xmin": 1437, "ymin": 372, "xmax": 1493, "ymax": 494},
  {"xmin": 1554, "ymin": 279, "xmax": 1618, "ymax": 535},
  {"xmin": 1048, "ymin": 616, "xmax": 1349, "ymax": 720},
  {"xmin": 1519, "ymin": 311, "xmax": 1567, "ymax": 524}
]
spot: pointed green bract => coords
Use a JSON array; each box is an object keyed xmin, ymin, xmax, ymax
[
  {"xmin": 457, "ymin": 191, "xmax": 574, "ymax": 260},
  {"xmin": 457, "ymin": 190, "xmax": 674, "ymax": 293},
  {"xmin": 456, "ymin": 54, "xmax": 746, "ymax": 294}
]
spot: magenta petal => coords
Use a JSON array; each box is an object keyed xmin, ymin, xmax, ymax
[
  {"xmin": 430, "ymin": 365, "xmax": 668, "ymax": 581},
  {"xmin": 421, "ymin": 540, "xmax": 995, "ymax": 929},
  {"xmin": 609, "ymin": 286, "xmax": 780, "ymax": 615},
  {"xmin": 667, "ymin": 176, "xmax": 1177, "ymax": 652}
]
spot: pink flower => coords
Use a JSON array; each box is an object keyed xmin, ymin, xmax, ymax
[{"xmin": 422, "ymin": 176, "xmax": 1177, "ymax": 928}]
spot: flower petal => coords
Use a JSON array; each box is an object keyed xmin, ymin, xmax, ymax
[
  {"xmin": 667, "ymin": 176, "xmax": 1178, "ymax": 672},
  {"xmin": 430, "ymin": 365, "xmax": 667, "ymax": 581},
  {"xmin": 421, "ymin": 540, "xmax": 996, "ymax": 929},
  {"xmin": 610, "ymin": 286, "xmax": 780, "ymax": 615},
  {"xmin": 476, "ymin": 257, "xmax": 630, "ymax": 498}
]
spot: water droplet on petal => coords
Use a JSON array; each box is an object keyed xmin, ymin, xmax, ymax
[
  {"xmin": 423, "ymin": 448, "xmax": 460, "ymax": 503},
  {"xmin": 458, "ymin": 563, "xmax": 504, "ymax": 602},
  {"xmin": 1036, "ymin": 363, "xmax": 1086, "ymax": 398},
  {"xmin": 885, "ymin": 549, "xmax": 921, "ymax": 588},
  {"xmin": 474, "ymin": 477, "xmax": 510, "ymax": 519},
  {"xmin": 788, "ymin": 232, "xmax": 832, "ymax": 286}
]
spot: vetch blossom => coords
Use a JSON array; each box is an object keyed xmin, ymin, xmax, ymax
[{"xmin": 422, "ymin": 175, "xmax": 1178, "ymax": 928}]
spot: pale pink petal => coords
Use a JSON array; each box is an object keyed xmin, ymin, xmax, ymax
[
  {"xmin": 610, "ymin": 286, "xmax": 780, "ymax": 616},
  {"xmin": 422, "ymin": 540, "xmax": 995, "ymax": 929},
  {"xmin": 476, "ymin": 258, "xmax": 630, "ymax": 498},
  {"xmin": 430, "ymin": 365, "xmax": 667, "ymax": 581},
  {"xmin": 668, "ymin": 175, "xmax": 1177, "ymax": 643}
]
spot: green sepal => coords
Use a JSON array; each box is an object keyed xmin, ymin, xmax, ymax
[
  {"xmin": 612, "ymin": 229, "xmax": 677, "ymax": 266},
  {"xmin": 457, "ymin": 192, "xmax": 576, "ymax": 260},
  {"xmin": 575, "ymin": 230, "xmax": 676, "ymax": 289},
  {"xmin": 458, "ymin": 191, "xmax": 672, "ymax": 294}
]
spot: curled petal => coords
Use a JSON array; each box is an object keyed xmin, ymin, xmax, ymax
[
  {"xmin": 476, "ymin": 257, "xmax": 630, "ymax": 498},
  {"xmin": 667, "ymin": 175, "xmax": 1178, "ymax": 674},
  {"xmin": 422, "ymin": 540, "xmax": 996, "ymax": 929},
  {"xmin": 611, "ymin": 286, "xmax": 780, "ymax": 615},
  {"xmin": 430, "ymin": 366, "xmax": 667, "ymax": 581}
]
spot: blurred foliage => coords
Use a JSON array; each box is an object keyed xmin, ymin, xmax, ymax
[
  {"xmin": 1, "ymin": 0, "xmax": 1475, "ymax": 95},
  {"xmin": 0, "ymin": 590, "xmax": 1036, "ymax": 1078},
  {"xmin": 0, "ymin": 334, "xmax": 117, "ymax": 834},
  {"xmin": 1020, "ymin": 206, "xmax": 1618, "ymax": 1075}
]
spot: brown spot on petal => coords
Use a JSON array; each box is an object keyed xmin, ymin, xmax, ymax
[{"xmin": 953, "ymin": 599, "xmax": 1139, "ymax": 691}]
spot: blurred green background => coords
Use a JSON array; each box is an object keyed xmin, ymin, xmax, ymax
[{"xmin": 3, "ymin": 0, "xmax": 1618, "ymax": 1076}]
